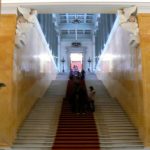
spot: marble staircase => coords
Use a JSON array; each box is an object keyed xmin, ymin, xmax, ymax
[
  {"xmin": 86, "ymin": 75, "xmax": 144, "ymax": 150},
  {"xmin": 11, "ymin": 78, "xmax": 67, "ymax": 150},
  {"xmin": 7, "ymin": 73, "xmax": 145, "ymax": 150}
]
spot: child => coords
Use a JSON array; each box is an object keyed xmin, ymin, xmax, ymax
[{"xmin": 88, "ymin": 86, "xmax": 96, "ymax": 112}]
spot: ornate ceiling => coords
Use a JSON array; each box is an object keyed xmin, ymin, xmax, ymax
[{"xmin": 54, "ymin": 14, "xmax": 100, "ymax": 40}]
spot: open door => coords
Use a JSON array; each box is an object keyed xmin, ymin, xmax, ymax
[{"xmin": 70, "ymin": 53, "xmax": 83, "ymax": 72}]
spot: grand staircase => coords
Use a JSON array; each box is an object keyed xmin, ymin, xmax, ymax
[
  {"xmin": 52, "ymin": 79, "xmax": 100, "ymax": 150},
  {"xmin": 10, "ymin": 73, "xmax": 144, "ymax": 150},
  {"xmin": 86, "ymin": 73, "xmax": 144, "ymax": 150},
  {"xmin": 11, "ymin": 76, "xmax": 67, "ymax": 150}
]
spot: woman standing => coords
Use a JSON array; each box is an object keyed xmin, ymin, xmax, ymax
[{"xmin": 88, "ymin": 86, "xmax": 96, "ymax": 112}]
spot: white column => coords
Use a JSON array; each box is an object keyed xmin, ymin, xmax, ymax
[
  {"xmin": 92, "ymin": 32, "xmax": 95, "ymax": 72},
  {"xmin": 58, "ymin": 34, "xmax": 61, "ymax": 72}
]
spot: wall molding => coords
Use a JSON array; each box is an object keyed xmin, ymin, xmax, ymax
[{"xmin": 2, "ymin": 2, "xmax": 150, "ymax": 14}]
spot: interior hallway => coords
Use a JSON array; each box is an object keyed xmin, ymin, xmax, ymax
[
  {"xmin": 1, "ymin": 3, "xmax": 150, "ymax": 147},
  {"xmin": 10, "ymin": 73, "xmax": 144, "ymax": 150}
]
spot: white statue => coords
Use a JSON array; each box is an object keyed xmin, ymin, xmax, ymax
[
  {"xmin": 118, "ymin": 6, "xmax": 139, "ymax": 46},
  {"xmin": 17, "ymin": 7, "xmax": 37, "ymax": 23},
  {"xmin": 15, "ymin": 7, "xmax": 37, "ymax": 48}
]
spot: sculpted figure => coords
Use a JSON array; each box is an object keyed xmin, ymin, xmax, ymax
[
  {"xmin": 15, "ymin": 7, "xmax": 37, "ymax": 48},
  {"xmin": 118, "ymin": 6, "xmax": 139, "ymax": 46}
]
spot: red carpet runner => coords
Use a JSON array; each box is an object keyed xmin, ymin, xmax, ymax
[{"xmin": 52, "ymin": 80, "xmax": 100, "ymax": 150}]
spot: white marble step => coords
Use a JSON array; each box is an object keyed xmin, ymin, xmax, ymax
[
  {"xmin": 12, "ymin": 148, "xmax": 51, "ymax": 150},
  {"xmin": 14, "ymin": 140, "xmax": 54, "ymax": 144},
  {"xmin": 13, "ymin": 144, "xmax": 52, "ymax": 148},
  {"xmin": 86, "ymin": 79, "xmax": 144, "ymax": 150},
  {"xmin": 12, "ymin": 79, "xmax": 67, "ymax": 150}
]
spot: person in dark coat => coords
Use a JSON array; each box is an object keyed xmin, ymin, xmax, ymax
[{"xmin": 81, "ymin": 69, "xmax": 85, "ymax": 80}]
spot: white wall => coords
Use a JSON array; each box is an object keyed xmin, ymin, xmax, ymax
[{"xmin": 60, "ymin": 39, "xmax": 94, "ymax": 72}]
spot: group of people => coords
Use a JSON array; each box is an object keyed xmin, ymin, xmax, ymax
[
  {"xmin": 69, "ymin": 67, "xmax": 85, "ymax": 80},
  {"xmin": 68, "ymin": 72, "xmax": 96, "ymax": 114}
]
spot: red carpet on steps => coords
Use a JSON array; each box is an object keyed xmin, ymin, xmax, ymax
[{"xmin": 52, "ymin": 80, "xmax": 100, "ymax": 150}]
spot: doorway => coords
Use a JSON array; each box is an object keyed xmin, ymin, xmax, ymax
[{"xmin": 70, "ymin": 53, "xmax": 83, "ymax": 72}]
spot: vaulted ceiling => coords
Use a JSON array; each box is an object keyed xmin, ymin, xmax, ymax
[{"xmin": 53, "ymin": 14, "xmax": 100, "ymax": 40}]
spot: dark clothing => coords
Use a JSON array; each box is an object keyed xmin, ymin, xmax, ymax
[
  {"xmin": 88, "ymin": 100, "xmax": 95, "ymax": 112},
  {"xmin": 71, "ymin": 81, "xmax": 86, "ymax": 113},
  {"xmin": 81, "ymin": 70, "xmax": 85, "ymax": 80}
]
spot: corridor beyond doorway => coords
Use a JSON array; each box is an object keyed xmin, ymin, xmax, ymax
[{"xmin": 70, "ymin": 53, "xmax": 83, "ymax": 72}]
